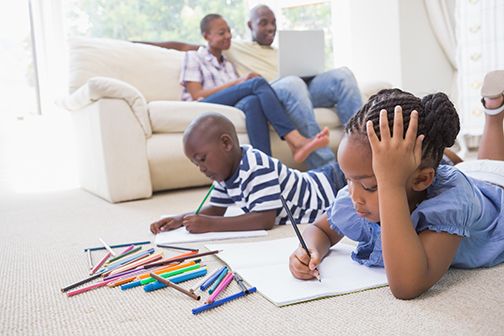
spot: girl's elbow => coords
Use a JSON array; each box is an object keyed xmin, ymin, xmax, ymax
[{"xmin": 389, "ymin": 282, "xmax": 430, "ymax": 300}]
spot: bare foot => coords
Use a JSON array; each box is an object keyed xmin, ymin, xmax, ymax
[
  {"xmin": 484, "ymin": 96, "xmax": 504, "ymax": 110},
  {"xmin": 293, "ymin": 127, "xmax": 330, "ymax": 163}
]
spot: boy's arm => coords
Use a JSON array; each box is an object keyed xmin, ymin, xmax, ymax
[
  {"xmin": 132, "ymin": 40, "xmax": 201, "ymax": 51},
  {"xmin": 182, "ymin": 209, "xmax": 277, "ymax": 233},
  {"xmin": 150, "ymin": 205, "xmax": 227, "ymax": 234}
]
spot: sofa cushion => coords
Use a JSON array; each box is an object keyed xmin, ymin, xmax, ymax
[
  {"xmin": 68, "ymin": 36, "xmax": 183, "ymax": 102},
  {"xmin": 148, "ymin": 101, "xmax": 248, "ymax": 133},
  {"xmin": 149, "ymin": 102, "xmax": 341, "ymax": 135}
]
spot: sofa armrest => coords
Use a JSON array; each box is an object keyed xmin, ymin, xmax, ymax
[
  {"xmin": 71, "ymin": 98, "xmax": 152, "ymax": 203},
  {"xmin": 56, "ymin": 76, "xmax": 152, "ymax": 137},
  {"xmin": 358, "ymin": 80, "xmax": 393, "ymax": 102}
]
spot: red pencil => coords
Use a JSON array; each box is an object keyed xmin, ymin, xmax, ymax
[
  {"xmin": 90, "ymin": 252, "xmax": 110, "ymax": 275},
  {"xmin": 66, "ymin": 279, "xmax": 114, "ymax": 297}
]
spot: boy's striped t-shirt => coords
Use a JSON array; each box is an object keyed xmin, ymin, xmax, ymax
[{"xmin": 209, "ymin": 146, "xmax": 337, "ymax": 224}]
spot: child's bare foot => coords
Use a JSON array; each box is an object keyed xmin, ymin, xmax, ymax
[
  {"xmin": 481, "ymin": 70, "xmax": 504, "ymax": 115},
  {"xmin": 293, "ymin": 127, "xmax": 330, "ymax": 163}
]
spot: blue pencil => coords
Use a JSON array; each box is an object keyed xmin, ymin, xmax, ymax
[
  {"xmin": 192, "ymin": 287, "xmax": 257, "ymax": 315},
  {"xmin": 200, "ymin": 266, "xmax": 227, "ymax": 291},
  {"xmin": 84, "ymin": 241, "xmax": 150, "ymax": 252},
  {"xmin": 143, "ymin": 268, "xmax": 208, "ymax": 292},
  {"xmin": 208, "ymin": 268, "xmax": 228, "ymax": 294}
]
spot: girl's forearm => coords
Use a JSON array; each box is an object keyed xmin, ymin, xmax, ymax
[{"xmin": 378, "ymin": 185, "xmax": 429, "ymax": 296}]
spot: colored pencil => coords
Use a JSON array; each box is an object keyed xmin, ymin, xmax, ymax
[
  {"xmin": 106, "ymin": 246, "xmax": 142, "ymax": 265},
  {"xmin": 143, "ymin": 250, "xmax": 220, "ymax": 268},
  {"xmin": 84, "ymin": 240, "xmax": 150, "ymax": 252},
  {"xmin": 206, "ymin": 272, "xmax": 234, "ymax": 304},
  {"xmin": 280, "ymin": 195, "xmax": 321, "ymax": 281},
  {"xmin": 195, "ymin": 184, "xmax": 214, "ymax": 214},
  {"xmin": 119, "ymin": 264, "xmax": 203, "ymax": 290},
  {"xmin": 143, "ymin": 267, "xmax": 208, "ymax": 292},
  {"xmin": 200, "ymin": 266, "xmax": 227, "ymax": 291},
  {"xmin": 138, "ymin": 260, "xmax": 199, "ymax": 280},
  {"xmin": 190, "ymin": 267, "xmax": 220, "ymax": 293},
  {"xmin": 149, "ymin": 273, "xmax": 201, "ymax": 300},
  {"xmin": 233, "ymin": 273, "xmax": 249, "ymax": 294},
  {"xmin": 66, "ymin": 279, "xmax": 114, "ymax": 297},
  {"xmin": 192, "ymin": 287, "xmax": 257, "ymax": 315},
  {"xmin": 101, "ymin": 248, "xmax": 155, "ymax": 276},
  {"xmin": 107, "ymin": 267, "xmax": 161, "ymax": 287},
  {"xmin": 99, "ymin": 238, "xmax": 117, "ymax": 257},
  {"xmin": 208, "ymin": 268, "xmax": 228, "ymax": 294},
  {"xmin": 104, "ymin": 248, "xmax": 152, "ymax": 271},
  {"xmin": 156, "ymin": 244, "xmax": 199, "ymax": 252},
  {"xmin": 87, "ymin": 249, "xmax": 93, "ymax": 270},
  {"xmin": 90, "ymin": 252, "xmax": 110, "ymax": 275},
  {"xmin": 107, "ymin": 252, "xmax": 163, "ymax": 277},
  {"xmin": 61, "ymin": 273, "xmax": 102, "ymax": 293}
]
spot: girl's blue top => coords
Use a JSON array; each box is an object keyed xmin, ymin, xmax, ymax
[{"xmin": 326, "ymin": 165, "xmax": 504, "ymax": 268}]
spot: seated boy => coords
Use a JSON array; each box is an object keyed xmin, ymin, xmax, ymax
[{"xmin": 150, "ymin": 112, "xmax": 347, "ymax": 234}]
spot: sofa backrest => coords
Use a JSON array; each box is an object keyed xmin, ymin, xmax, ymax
[{"xmin": 67, "ymin": 36, "xmax": 184, "ymax": 102}]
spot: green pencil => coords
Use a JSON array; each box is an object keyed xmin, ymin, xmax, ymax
[{"xmin": 195, "ymin": 184, "xmax": 214, "ymax": 214}]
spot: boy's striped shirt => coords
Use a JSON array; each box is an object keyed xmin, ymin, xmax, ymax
[{"xmin": 210, "ymin": 146, "xmax": 337, "ymax": 224}]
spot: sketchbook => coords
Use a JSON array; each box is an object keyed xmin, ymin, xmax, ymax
[
  {"xmin": 205, "ymin": 237, "xmax": 388, "ymax": 306},
  {"xmin": 154, "ymin": 207, "xmax": 267, "ymax": 244}
]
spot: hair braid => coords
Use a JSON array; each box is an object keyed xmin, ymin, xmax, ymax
[{"xmin": 344, "ymin": 88, "xmax": 460, "ymax": 168}]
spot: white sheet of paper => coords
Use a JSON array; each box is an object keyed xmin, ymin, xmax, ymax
[
  {"xmin": 154, "ymin": 226, "xmax": 268, "ymax": 244},
  {"xmin": 206, "ymin": 237, "xmax": 388, "ymax": 306},
  {"xmin": 154, "ymin": 207, "xmax": 267, "ymax": 244}
]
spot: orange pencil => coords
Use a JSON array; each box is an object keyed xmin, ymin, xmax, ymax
[
  {"xmin": 107, "ymin": 262, "xmax": 179, "ymax": 288},
  {"xmin": 142, "ymin": 251, "xmax": 198, "ymax": 268},
  {"xmin": 138, "ymin": 260, "xmax": 199, "ymax": 280},
  {"xmin": 107, "ymin": 252, "xmax": 163, "ymax": 277}
]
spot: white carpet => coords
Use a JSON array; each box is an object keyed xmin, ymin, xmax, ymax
[{"xmin": 1, "ymin": 186, "xmax": 503, "ymax": 335}]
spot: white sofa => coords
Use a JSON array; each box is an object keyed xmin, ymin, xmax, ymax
[{"xmin": 57, "ymin": 36, "xmax": 390, "ymax": 203}]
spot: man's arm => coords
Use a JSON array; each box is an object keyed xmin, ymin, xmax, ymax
[{"xmin": 132, "ymin": 40, "xmax": 201, "ymax": 52}]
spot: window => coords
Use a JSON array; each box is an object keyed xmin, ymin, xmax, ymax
[
  {"xmin": 66, "ymin": 0, "xmax": 248, "ymax": 43},
  {"xmin": 280, "ymin": 2, "xmax": 333, "ymax": 71}
]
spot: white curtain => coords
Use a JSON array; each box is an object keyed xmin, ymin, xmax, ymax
[
  {"xmin": 30, "ymin": 0, "xmax": 69, "ymax": 115},
  {"xmin": 423, "ymin": 0, "xmax": 457, "ymax": 102},
  {"xmin": 455, "ymin": 0, "xmax": 504, "ymax": 154}
]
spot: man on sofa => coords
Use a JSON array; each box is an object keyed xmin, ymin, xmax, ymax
[
  {"xmin": 224, "ymin": 4, "xmax": 362, "ymax": 169},
  {"xmin": 137, "ymin": 4, "xmax": 362, "ymax": 170}
]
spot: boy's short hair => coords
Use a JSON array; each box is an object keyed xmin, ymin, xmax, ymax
[
  {"xmin": 200, "ymin": 14, "xmax": 222, "ymax": 34},
  {"xmin": 183, "ymin": 112, "xmax": 239, "ymax": 146}
]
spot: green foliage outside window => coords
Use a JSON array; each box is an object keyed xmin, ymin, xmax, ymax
[
  {"xmin": 67, "ymin": 0, "xmax": 332, "ymax": 69},
  {"xmin": 67, "ymin": 0, "xmax": 248, "ymax": 43}
]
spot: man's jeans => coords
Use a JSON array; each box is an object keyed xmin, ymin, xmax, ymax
[{"xmin": 272, "ymin": 67, "xmax": 363, "ymax": 170}]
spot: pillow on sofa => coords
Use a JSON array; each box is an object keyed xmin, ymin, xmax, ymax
[{"xmin": 67, "ymin": 36, "xmax": 184, "ymax": 103}]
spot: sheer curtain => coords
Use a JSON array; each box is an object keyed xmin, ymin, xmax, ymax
[
  {"xmin": 424, "ymin": 0, "xmax": 457, "ymax": 101},
  {"xmin": 30, "ymin": 0, "xmax": 69, "ymax": 115},
  {"xmin": 455, "ymin": 0, "xmax": 504, "ymax": 156}
]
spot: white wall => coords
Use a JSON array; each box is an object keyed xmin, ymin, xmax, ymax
[{"xmin": 332, "ymin": 0, "xmax": 454, "ymax": 97}]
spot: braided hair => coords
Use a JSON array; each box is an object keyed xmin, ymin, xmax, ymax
[{"xmin": 344, "ymin": 88, "xmax": 460, "ymax": 168}]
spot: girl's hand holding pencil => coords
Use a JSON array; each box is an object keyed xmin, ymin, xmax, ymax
[{"xmin": 289, "ymin": 245, "xmax": 322, "ymax": 280}]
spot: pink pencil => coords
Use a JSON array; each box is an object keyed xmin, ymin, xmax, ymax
[
  {"xmin": 90, "ymin": 252, "xmax": 110, "ymax": 275},
  {"xmin": 205, "ymin": 272, "xmax": 234, "ymax": 304},
  {"xmin": 66, "ymin": 279, "xmax": 114, "ymax": 297},
  {"xmin": 118, "ymin": 244, "xmax": 134, "ymax": 256}
]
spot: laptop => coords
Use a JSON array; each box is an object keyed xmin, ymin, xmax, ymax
[{"xmin": 276, "ymin": 30, "xmax": 325, "ymax": 80}]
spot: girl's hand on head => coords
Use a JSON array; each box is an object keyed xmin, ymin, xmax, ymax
[
  {"xmin": 367, "ymin": 106, "xmax": 424, "ymax": 187},
  {"xmin": 288, "ymin": 245, "xmax": 321, "ymax": 280}
]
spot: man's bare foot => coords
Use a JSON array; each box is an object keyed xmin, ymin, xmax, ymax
[{"xmin": 293, "ymin": 127, "xmax": 330, "ymax": 163}]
